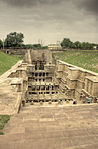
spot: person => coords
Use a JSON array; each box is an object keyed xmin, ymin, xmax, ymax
[
  {"xmin": 94, "ymin": 97, "xmax": 97, "ymax": 103},
  {"xmin": 88, "ymin": 97, "xmax": 91, "ymax": 104},
  {"xmin": 22, "ymin": 100, "xmax": 25, "ymax": 106}
]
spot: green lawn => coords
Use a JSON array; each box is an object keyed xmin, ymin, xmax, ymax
[
  {"xmin": 0, "ymin": 115, "xmax": 10, "ymax": 135},
  {"xmin": 0, "ymin": 52, "xmax": 23, "ymax": 75},
  {"xmin": 54, "ymin": 50, "xmax": 98, "ymax": 73}
]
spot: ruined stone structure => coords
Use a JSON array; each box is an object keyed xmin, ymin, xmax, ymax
[
  {"xmin": 24, "ymin": 50, "xmax": 66, "ymax": 103},
  {"xmin": 56, "ymin": 61, "xmax": 98, "ymax": 104},
  {"xmin": 0, "ymin": 50, "xmax": 98, "ymax": 149},
  {"xmin": 23, "ymin": 50, "xmax": 97, "ymax": 105},
  {"xmin": 0, "ymin": 50, "xmax": 98, "ymax": 115}
]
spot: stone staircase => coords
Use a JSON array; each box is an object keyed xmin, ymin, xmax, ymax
[{"xmin": 0, "ymin": 104, "xmax": 98, "ymax": 149}]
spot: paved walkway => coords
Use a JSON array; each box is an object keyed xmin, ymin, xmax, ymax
[
  {"xmin": 0, "ymin": 61, "xmax": 23, "ymax": 115},
  {"xmin": 0, "ymin": 104, "xmax": 98, "ymax": 149}
]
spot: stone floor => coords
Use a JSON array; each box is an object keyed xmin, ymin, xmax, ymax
[{"xmin": 0, "ymin": 104, "xmax": 98, "ymax": 149}]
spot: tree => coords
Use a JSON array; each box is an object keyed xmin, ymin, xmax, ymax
[
  {"xmin": 42, "ymin": 46, "xmax": 48, "ymax": 49},
  {"xmin": 32, "ymin": 44, "xmax": 42, "ymax": 49},
  {"xmin": 61, "ymin": 38, "xmax": 72, "ymax": 48},
  {"xmin": 5, "ymin": 32, "xmax": 24, "ymax": 48},
  {"xmin": 61, "ymin": 37, "xmax": 97, "ymax": 50},
  {"xmin": 74, "ymin": 41, "xmax": 82, "ymax": 49},
  {"xmin": 24, "ymin": 44, "xmax": 34, "ymax": 49},
  {"xmin": 81, "ymin": 42, "xmax": 91, "ymax": 50},
  {"xmin": 0, "ymin": 39, "xmax": 3, "ymax": 49}
]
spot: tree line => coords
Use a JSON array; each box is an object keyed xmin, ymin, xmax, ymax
[
  {"xmin": 0, "ymin": 32, "xmax": 98, "ymax": 50},
  {"xmin": 0, "ymin": 32, "xmax": 47, "ymax": 49},
  {"xmin": 61, "ymin": 38, "xmax": 98, "ymax": 50}
]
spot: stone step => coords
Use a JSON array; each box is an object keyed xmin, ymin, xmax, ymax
[
  {"xmin": 1, "ymin": 105, "xmax": 98, "ymax": 149},
  {"xmin": 0, "ymin": 131, "xmax": 98, "ymax": 149}
]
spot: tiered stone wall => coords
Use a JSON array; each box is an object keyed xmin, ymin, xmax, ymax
[{"xmin": 55, "ymin": 60, "xmax": 98, "ymax": 103}]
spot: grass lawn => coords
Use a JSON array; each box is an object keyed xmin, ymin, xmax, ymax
[
  {"xmin": 0, "ymin": 115, "xmax": 10, "ymax": 135},
  {"xmin": 54, "ymin": 50, "xmax": 98, "ymax": 73},
  {"xmin": 0, "ymin": 52, "xmax": 23, "ymax": 75}
]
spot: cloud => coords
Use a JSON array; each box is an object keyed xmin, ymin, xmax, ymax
[
  {"xmin": 76, "ymin": 0, "xmax": 98, "ymax": 15},
  {"xmin": 0, "ymin": 0, "xmax": 97, "ymax": 44},
  {"xmin": 2, "ymin": 0, "xmax": 98, "ymax": 17},
  {"xmin": 2, "ymin": 0, "xmax": 64, "ymax": 7}
]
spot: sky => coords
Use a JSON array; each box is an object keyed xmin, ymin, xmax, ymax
[{"xmin": 0, "ymin": 0, "xmax": 97, "ymax": 45}]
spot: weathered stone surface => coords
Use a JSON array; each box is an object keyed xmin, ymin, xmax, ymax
[
  {"xmin": 56, "ymin": 60, "xmax": 98, "ymax": 103},
  {"xmin": 0, "ymin": 104, "xmax": 98, "ymax": 149},
  {"xmin": 0, "ymin": 50, "xmax": 98, "ymax": 116},
  {"xmin": 0, "ymin": 50, "xmax": 98, "ymax": 148},
  {"xmin": 0, "ymin": 61, "xmax": 23, "ymax": 115}
]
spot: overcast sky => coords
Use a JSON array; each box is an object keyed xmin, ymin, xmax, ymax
[{"xmin": 0, "ymin": 0, "xmax": 97, "ymax": 45}]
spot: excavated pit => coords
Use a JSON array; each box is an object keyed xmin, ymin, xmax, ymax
[{"xmin": 6, "ymin": 49, "xmax": 98, "ymax": 110}]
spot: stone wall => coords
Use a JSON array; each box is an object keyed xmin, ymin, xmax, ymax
[
  {"xmin": 55, "ymin": 60, "xmax": 98, "ymax": 103},
  {"xmin": 1, "ymin": 49, "xmax": 28, "ymax": 55},
  {"xmin": 0, "ymin": 60, "xmax": 27, "ymax": 115}
]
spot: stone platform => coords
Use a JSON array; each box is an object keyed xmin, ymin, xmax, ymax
[{"xmin": 0, "ymin": 104, "xmax": 98, "ymax": 149}]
